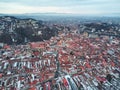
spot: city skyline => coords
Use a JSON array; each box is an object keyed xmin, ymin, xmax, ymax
[{"xmin": 0, "ymin": 0, "xmax": 120, "ymax": 16}]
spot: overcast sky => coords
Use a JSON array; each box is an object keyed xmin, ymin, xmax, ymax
[{"xmin": 0, "ymin": 0, "xmax": 120, "ymax": 16}]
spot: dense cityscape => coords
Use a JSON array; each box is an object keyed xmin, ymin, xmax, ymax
[{"xmin": 0, "ymin": 15, "xmax": 119, "ymax": 90}]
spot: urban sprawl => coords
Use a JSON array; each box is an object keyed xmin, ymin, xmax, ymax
[{"xmin": 0, "ymin": 16, "xmax": 120, "ymax": 90}]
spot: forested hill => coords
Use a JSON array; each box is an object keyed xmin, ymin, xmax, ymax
[{"xmin": 0, "ymin": 16, "xmax": 59, "ymax": 45}]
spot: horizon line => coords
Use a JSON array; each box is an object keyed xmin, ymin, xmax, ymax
[{"xmin": 0, "ymin": 12, "xmax": 120, "ymax": 17}]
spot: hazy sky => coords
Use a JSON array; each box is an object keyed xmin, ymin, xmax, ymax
[{"xmin": 0, "ymin": 0, "xmax": 120, "ymax": 16}]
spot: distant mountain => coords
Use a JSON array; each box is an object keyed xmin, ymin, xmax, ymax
[
  {"xmin": 0, "ymin": 13, "xmax": 120, "ymax": 22},
  {"xmin": 1, "ymin": 13, "xmax": 120, "ymax": 25},
  {"xmin": 0, "ymin": 13, "xmax": 7, "ymax": 16}
]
